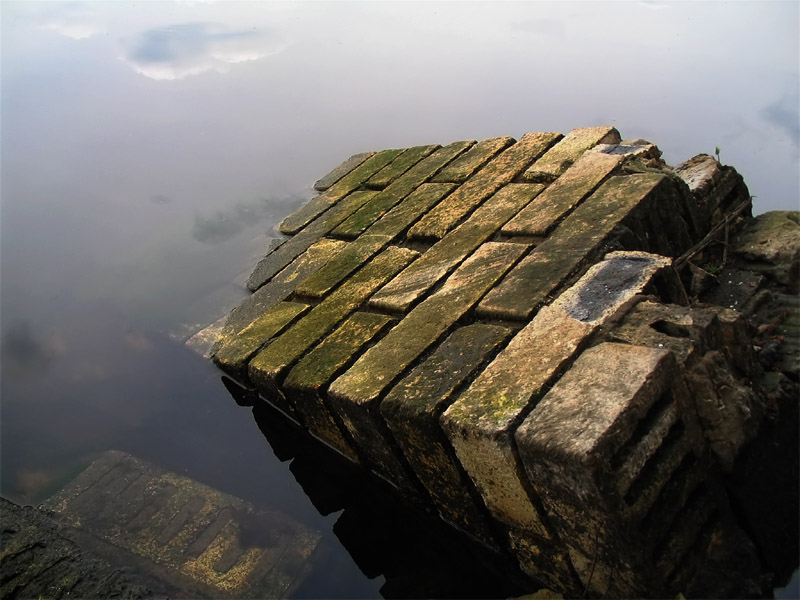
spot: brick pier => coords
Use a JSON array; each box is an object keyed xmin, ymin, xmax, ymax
[{"xmin": 211, "ymin": 127, "xmax": 780, "ymax": 597}]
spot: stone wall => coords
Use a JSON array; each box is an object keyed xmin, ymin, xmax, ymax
[{"xmin": 210, "ymin": 127, "xmax": 796, "ymax": 597}]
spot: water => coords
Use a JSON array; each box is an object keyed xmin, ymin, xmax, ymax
[{"xmin": 1, "ymin": 2, "xmax": 797, "ymax": 597}]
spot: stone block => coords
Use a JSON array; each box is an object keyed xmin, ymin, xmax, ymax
[
  {"xmin": 431, "ymin": 136, "xmax": 515, "ymax": 183},
  {"xmin": 441, "ymin": 252, "xmax": 673, "ymax": 537},
  {"xmin": 247, "ymin": 189, "xmax": 379, "ymax": 291},
  {"xmin": 314, "ymin": 151, "xmax": 375, "ymax": 191},
  {"xmin": 333, "ymin": 141, "xmax": 474, "ymax": 239},
  {"xmin": 380, "ymin": 324, "xmax": 511, "ymax": 544},
  {"xmin": 283, "ymin": 312, "xmax": 396, "ymax": 462},
  {"xmin": 279, "ymin": 148, "xmax": 402, "ymax": 235},
  {"xmin": 248, "ymin": 246, "xmax": 417, "ymax": 415},
  {"xmin": 328, "ymin": 242, "xmax": 527, "ymax": 483},
  {"xmin": 407, "ymin": 132, "xmax": 561, "ymax": 240},
  {"xmin": 220, "ymin": 238, "xmax": 347, "ymax": 339},
  {"xmin": 478, "ymin": 172, "xmax": 671, "ymax": 320},
  {"xmin": 502, "ymin": 148, "xmax": 624, "ymax": 237},
  {"xmin": 370, "ymin": 183, "xmax": 543, "ymax": 313},
  {"xmin": 520, "ymin": 126, "xmax": 620, "ymax": 183},
  {"xmin": 515, "ymin": 342, "xmax": 709, "ymax": 597},
  {"xmin": 297, "ymin": 183, "xmax": 456, "ymax": 299},
  {"xmin": 212, "ymin": 301, "xmax": 309, "ymax": 382},
  {"xmin": 364, "ymin": 144, "xmax": 440, "ymax": 190}
]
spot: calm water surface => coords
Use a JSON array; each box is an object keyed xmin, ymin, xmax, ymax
[{"xmin": 2, "ymin": 2, "xmax": 798, "ymax": 597}]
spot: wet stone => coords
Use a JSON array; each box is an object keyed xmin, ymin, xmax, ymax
[
  {"xmin": 407, "ymin": 132, "xmax": 561, "ymax": 240},
  {"xmin": 314, "ymin": 151, "xmax": 375, "ymax": 191},
  {"xmin": 380, "ymin": 323, "xmax": 511, "ymax": 543}
]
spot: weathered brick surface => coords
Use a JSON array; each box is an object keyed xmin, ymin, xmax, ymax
[
  {"xmin": 279, "ymin": 148, "xmax": 402, "ymax": 235},
  {"xmin": 478, "ymin": 172, "xmax": 672, "ymax": 320},
  {"xmin": 370, "ymin": 183, "xmax": 544, "ymax": 313},
  {"xmin": 328, "ymin": 242, "xmax": 527, "ymax": 481},
  {"xmin": 380, "ymin": 324, "xmax": 511, "ymax": 543},
  {"xmin": 520, "ymin": 125, "xmax": 620, "ymax": 183},
  {"xmin": 212, "ymin": 129, "xmax": 766, "ymax": 598},
  {"xmin": 431, "ymin": 136, "xmax": 515, "ymax": 183},
  {"xmin": 248, "ymin": 246, "xmax": 416, "ymax": 415},
  {"xmin": 298, "ymin": 183, "xmax": 456, "ymax": 299},
  {"xmin": 283, "ymin": 311, "xmax": 395, "ymax": 461},
  {"xmin": 407, "ymin": 132, "xmax": 561, "ymax": 240},
  {"xmin": 314, "ymin": 151, "xmax": 375, "ymax": 191}
]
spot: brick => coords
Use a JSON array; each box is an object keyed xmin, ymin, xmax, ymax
[
  {"xmin": 514, "ymin": 343, "xmax": 706, "ymax": 596},
  {"xmin": 279, "ymin": 148, "xmax": 402, "ymax": 235},
  {"xmin": 333, "ymin": 140, "xmax": 474, "ymax": 239},
  {"xmin": 298, "ymin": 183, "xmax": 456, "ymax": 299},
  {"xmin": 212, "ymin": 301, "xmax": 309, "ymax": 382},
  {"xmin": 441, "ymin": 252, "xmax": 673, "ymax": 536},
  {"xmin": 220, "ymin": 239, "xmax": 347, "ymax": 339},
  {"xmin": 283, "ymin": 312, "xmax": 396, "ymax": 461},
  {"xmin": 370, "ymin": 183, "xmax": 543, "ymax": 313},
  {"xmin": 247, "ymin": 189, "xmax": 378, "ymax": 291},
  {"xmin": 520, "ymin": 126, "xmax": 620, "ymax": 183},
  {"xmin": 502, "ymin": 148, "xmax": 624, "ymax": 237},
  {"xmin": 380, "ymin": 324, "xmax": 511, "ymax": 544},
  {"xmin": 328, "ymin": 242, "xmax": 527, "ymax": 482},
  {"xmin": 364, "ymin": 144, "xmax": 440, "ymax": 190},
  {"xmin": 314, "ymin": 151, "xmax": 375, "ymax": 191},
  {"xmin": 248, "ymin": 246, "xmax": 417, "ymax": 404},
  {"xmin": 478, "ymin": 172, "xmax": 669, "ymax": 320},
  {"xmin": 431, "ymin": 136, "xmax": 515, "ymax": 183},
  {"xmin": 407, "ymin": 132, "xmax": 561, "ymax": 240}
]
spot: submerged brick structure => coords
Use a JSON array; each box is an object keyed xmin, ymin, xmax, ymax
[{"xmin": 210, "ymin": 127, "xmax": 785, "ymax": 597}]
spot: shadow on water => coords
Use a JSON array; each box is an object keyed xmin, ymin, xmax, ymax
[{"xmin": 233, "ymin": 379, "xmax": 533, "ymax": 600}]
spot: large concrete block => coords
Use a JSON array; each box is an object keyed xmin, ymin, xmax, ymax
[
  {"xmin": 520, "ymin": 125, "xmax": 620, "ymax": 183},
  {"xmin": 431, "ymin": 136, "xmax": 515, "ymax": 183},
  {"xmin": 441, "ymin": 252, "xmax": 674, "ymax": 538},
  {"xmin": 314, "ymin": 151, "xmax": 375, "ymax": 191},
  {"xmin": 515, "ymin": 342, "xmax": 709, "ymax": 597}
]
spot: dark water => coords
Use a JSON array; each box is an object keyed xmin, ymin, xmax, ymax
[{"xmin": 2, "ymin": 2, "xmax": 798, "ymax": 597}]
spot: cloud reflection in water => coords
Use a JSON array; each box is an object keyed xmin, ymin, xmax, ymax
[{"xmin": 122, "ymin": 22, "xmax": 286, "ymax": 80}]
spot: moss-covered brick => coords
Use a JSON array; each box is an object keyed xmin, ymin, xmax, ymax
[
  {"xmin": 283, "ymin": 312, "xmax": 395, "ymax": 461},
  {"xmin": 370, "ymin": 183, "xmax": 543, "ymax": 313},
  {"xmin": 298, "ymin": 183, "xmax": 456, "ymax": 299},
  {"xmin": 380, "ymin": 324, "xmax": 511, "ymax": 545},
  {"xmin": 502, "ymin": 149, "xmax": 625, "ymax": 237},
  {"xmin": 279, "ymin": 148, "xmax": 403, "ymax": 235},
  {"xmin": 431, "ymin": 136, "xmax": 515, "ymax": 183},
  {"xmin": 314, "ymin": 151, "xmax": 376, "ymax": 191},
  {"xmin": 478, "ymin": 172, "xmax": 668, "ymax": 320},
  {"xmin": 219, "ymin": 239, "xmax": 347, "ymax": 340},
  {"xmin": 328, "ymin": 242, "xmax": 527, "ymax": 482},
  {"xmin": 247, "ymin": 190, "xmax": 378, "ymax": 291},
  {"xmin": 248, "ymin": 246, "xmax": 417, "ymax": 403},
  {"xmin": 333, "ymin": 140, "xmax": 475, "ymax": 239},
  {"xmin": 407, "ymin": 132, "xmax": 561, "ymax": 241},
  {"xmin": 441, "ymin": 252, "xmax": 673, "ymax": 536},
  {"xmin": 212, "ymin": 301, "xmax": 309, "ymax": 382},
  {"xmin": 364, "ymin": 144, "xmax": 440, "ymax": 190},
  {"xmin": 520, "ymin": 126, "xmax": 620, "ymax": 184}
]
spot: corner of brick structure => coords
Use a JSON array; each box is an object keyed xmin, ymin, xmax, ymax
[{"xmin": 209, "ymin": 126, "xmax": 799, "ymax": 598}]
